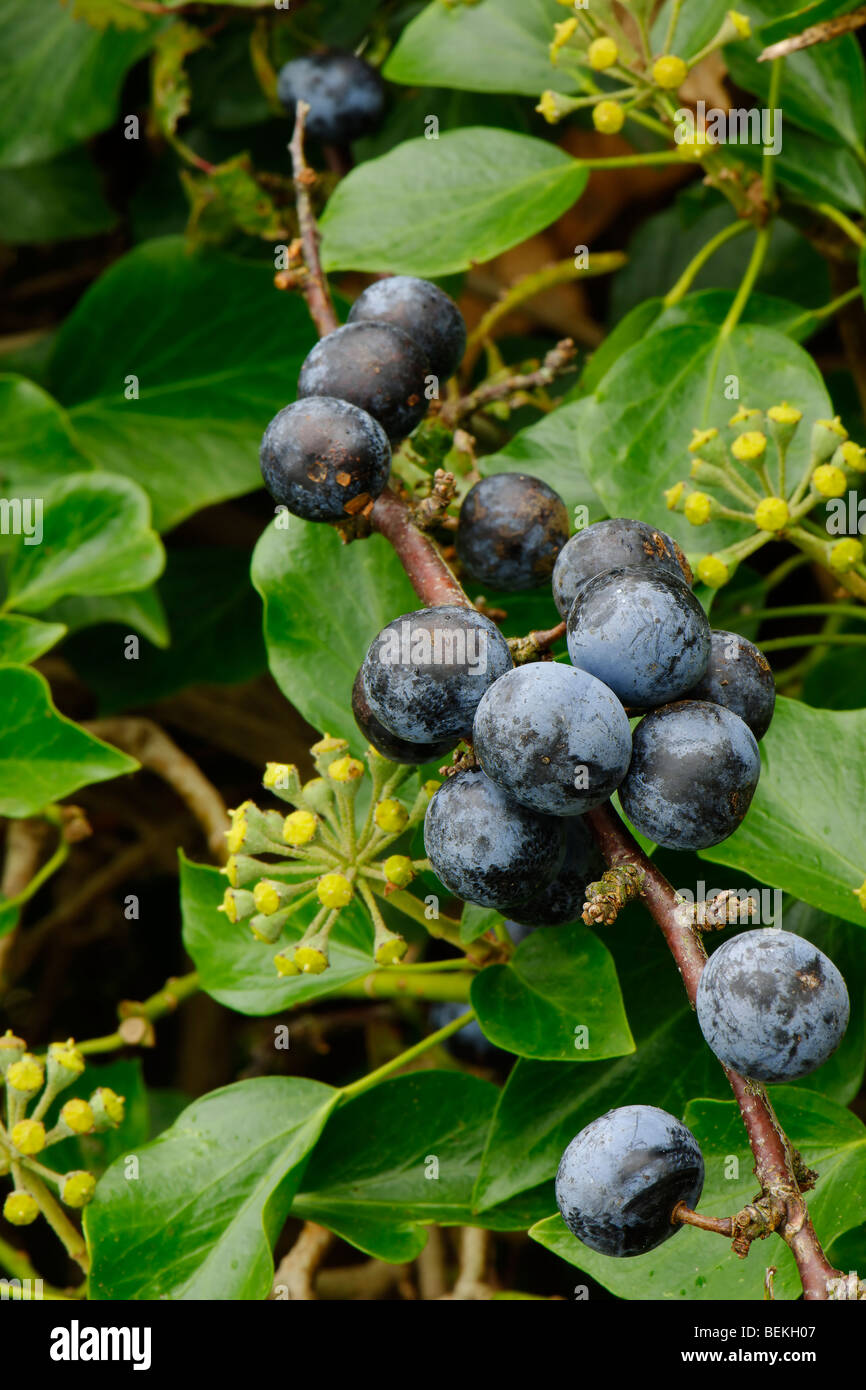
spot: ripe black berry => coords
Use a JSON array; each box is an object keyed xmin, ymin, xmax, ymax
[
  {"xmin": 276, "ymin": 51, "xmax": 385, "ymax": 145},
  {"xmin": 457, "ymin": 473, "xmax": 570, "ymax": 592},
  {"xmin": 686, "ymin": 629, "xmax": 775, "ymax": 740},
  {"xmin": 347, "ymin": 276, "xmax": 467, "ymax": 382},
  {"xmin": 351, "ymin": 670, "xmax": 455, "ymax": 765},
  {"xmin": 297, "ymin": 322, "xmax": 429, "ymax": 443},
  {"xmin": 259, "ymin": 397, "xmax": 390, "ymax": 521},
  {"xmin": 423, "ymin": 767, "xmax": 566, "ymax": 911},
  {"xmin": 619, "ymin": 700, "xmax": 760, "ymax": 850},
  {"xmin": 361, "ymin": 606, "xmax": 512, "ymax": 744},
  {"xmin": 696, "ymin": 929, "xmax": 849, "ymax": 1083},
  {"xmin": 556, "ymin": 1105, "xmax": 705, "ymax": 1257},
  {"xmin": 553, "ymin": 518, "xmax": 691, "ymax": 619},
  {"xmin": 505, "ymin": 818, "xmax": 603, "ymax": 927}
]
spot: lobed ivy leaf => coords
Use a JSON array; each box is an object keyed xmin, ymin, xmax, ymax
[
  {"xmin": 47, "ymin": 238, "xmax": 319, "ymax": 531},
  {"xmin": 0, "ymin": 665, "xmax": 137, "ymax": 817},
  {"xmin": 385, "ymin": 0, "xmax": 585, "ymax": 97},
  {"xmin": 85, "ymin": 1076, "xmax": 338, "ymax": 1299},
  {"xmin": 0, "ymin": 148, "xmax": 115, "ymax": 243},
  {"xmin": 700, "ymin": 697, "xmax": 866, "ymax": 928},
  {"xmin": 531, "ymin": 1088, "xmax": 866, "ymax": 1300},
  {"xmin": 0, "ymin": 615, "xmax": 67, "ymax": 665},
  {"xmin": 0, "ymin": 374, "xmax": 93, "ymax": 491},
  {"xmin": 4, "ymin": 472, "xmax": 164, "ymax": 613},
  {"xmin": 44, "ymin": 587, "xmax": 170, "ymax": 649},
  {"xmin": 470, "ymin": 922, "xmax": 634, "ymax": 1062},
  {"xmin": 251, "ymin": 517, "xmax": 419, "ymax": 753},
  {"xmin": 319, "ymin": 128, "xmax": 588, "ymax": 278}
]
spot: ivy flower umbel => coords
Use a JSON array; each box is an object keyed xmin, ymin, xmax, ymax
[{"xmin": 219, "ymin": 734, "xmax": 439, "ymax": 977}]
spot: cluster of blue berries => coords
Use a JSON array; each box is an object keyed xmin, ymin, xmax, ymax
[
  {"xmin": 260, "ymin": 274, "xmax": 467, "ymax": 523},
  {"xmin": 276, "ymin": 49, "xmax": 386, "ymax": 147}
]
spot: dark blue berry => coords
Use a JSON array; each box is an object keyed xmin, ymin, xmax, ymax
[
  {"xmin": 361, "ymin": 606, "xmax": 512, "ymax": 744},
  {"xmin": 297, "ymin": 322, "xmax": 429, "ymax": 443},
  {"xmin": 556, "ymin": 1105, "xmax": 704, "ymax": 1258},
  {"xmin": 619, "ymin": 700, "xmax": 760, "ymax": 850},
  {"xmin": 472, "ymin": 662, "xmax": 631, "ymax": 816},
  {"xmin": 276, "ymin": 51, "xmax": 385, "ymax": 145},
  {"xmin": 686, "ymin": 629, "xmax": 775, "ymax": 740},
  {"xmin": 259, "ymin": 397, "xmax": 390, "ymax": 522},
  {"xmin": 347, "ymin": 275, "xmax": 466, "ymax": 382},
  {"xmin": 457, "ymin": 473, "xmax": 570, "ymax": 592},
  {"xmin": 351, "ymin": 670, "xmax": 455, "ymax": 765},
  {"xmin": 553, "ymin": 518, "xmax": 691, "ymax": 619},
  {"xmin": 696, "ymin": 929, "xmax": 849, "ymax": 1083},
  {"xmin": 506, "ymin": 818, "xmax": 603, "ymax": 926},
  {"xmin": 423, "ymin": 767, "xmax": 566, "ymax": 911},
  {"xmin": 566, "ymin": 565, "xmax": 711, "ymax": 708}
]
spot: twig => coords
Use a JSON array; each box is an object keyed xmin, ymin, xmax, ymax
[
  {"xmin": 288, "ymin": 102, "xmax": 339, "ymax": 338},
  {"xmin": 672, "ymin": 1203, "xmax": 734, "ymax": 1237},
  {"xmin": 271, "ymin": 1222, "xmax": 333, "ymax": 1300},
  {"xmin": 85, "ymin": 718, "xmax": 231, "ymax": 862},
  {"xmin": 759, "ymin": 7, "xmax": 866, "ymax": 60},
  {"xmin": 371, "ymin": 488, "xmax": 471, "ymax": 608},
  {"xmin": 444, "ymin": 1227, "xmax": 492, "ymax": 1300},
  {"xmin": 508, "ymin": 621, "xmax": 566, "ymax": 664},
  {"xmin": 441, "ymin": 340, "xmax": 577, "ymax": 428}
]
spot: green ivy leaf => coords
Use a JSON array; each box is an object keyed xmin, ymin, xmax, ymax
[
  {"xmin": 802, "ymin": 647, "xmax": 866, "ymax": 711},
  {"xmin": 4, "ymin": 472, "xmax": 164, "ymax": 613},
  {"xmin": 0, "ymin": 615, "xmax": 67, "ymax": 665},
  {"xmin": 151, "ymin": 20, "xmax": 206, "ymax": 139},
  {"xmin": 385, "ymin": 0, "xmax": 584, "ymax": 97},
  {"xmin": 0, "ymin": 0, "xmax": 158, "ymax": 169},
  {"xmin": 472, "ymin": 884, "xmax": 730, "ymax": 1212},
  {"xmin": 293, "ymin": 1072, "xmax": 538, "ymax": 1262},
  {"xmin": 47, "ymin": 238, "xmax": 319, "ymax": 531},
  {"xmin": 531, "ymin": 1087, "xmax": 866, "ymax": 1300},
  {"xmin": 0, "ymin": 375, "xmax": 93, "ymax": 491},
  {"xmin": 580, "ymin": 322, "xmax": 831, "ymax": 550},
  {"xmin": 251, "ymin": 517, "xmax": 419, "ymax": 752},
  {"xmin": 470, "ymin": 922, "xmax": 634, "ymax": 1062},
  {"xmin": 44, "ymin": 587, "xmax": 170, "ymax": 649},
  {"xmin": 0, "ymin": 665, "xmax": 137, "ymax": 817},
  {"xmin": 460, "ymin": 902, "xmax": 503, "ymax": 946},
  {"xmin": 180, "ymin": 856, "xmax": 376, "ymax": 1017},
  {"xmin": 85, "ymin": 1076, "xmax": 338, "ymax": 1299},
  {"xmin": 700, "ymin": 697, "xmax": 866, "ymax": 928},
  {"xmin": 319, "ymin": 129, "xmax": 588, "ymax": 277}
]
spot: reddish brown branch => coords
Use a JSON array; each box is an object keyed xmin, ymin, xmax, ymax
[
  {"xmin": 288, "ymin": 103, "xmax": 339, "ymax": 338},
  {"xmin": 440, "ymin": 339, "xmax": 576, "ymax": 427},
  {"xmin": 371, "ymin": 487, "xmax": 471, "ymax": 608}
]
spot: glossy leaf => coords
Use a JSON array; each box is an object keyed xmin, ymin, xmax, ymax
[
  {"xmin": 0, "ymin": 149, "xmax": 115, "ymax": 243},
  {"xmin": 701, "ymin": 697, "xmax": 866, "ymax": 928},
  {"xmin": 470, "ymin": 922, "xmax": 634, "ymax": 1061},
  {"xmin": 86, "ymin": 1077, "xmax": 338, "ymax": 1299},
  {"xmin": 0, "ymin": 665, "xmax": 137, "ymax": 817},
  {"xmin": 478, "ymin": 398, "xmax": 606, "ymax": 522},
  {"xmin": 0, "ymin": 615, "xmax": 67, "ymax": 665},
  {"xmin": 0, "ymin": 375, "xmax": 93, "ymax": 491},
  {"xmin": 319, "ymin": 129, "xmax": 588, "ymax": 277}
]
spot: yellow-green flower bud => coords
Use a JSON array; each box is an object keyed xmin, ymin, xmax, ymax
[
  {"xmin": 837, "ymin": 440, "xmax": 866, "ymax": 473},
  {"xmin": 423, "ymin": 780, "xmax": 441, "ymax": 798},
  {"xmin": 811, "ymin": 416, "xmax": 848, "ymax": 466},
  {"xmin": 90, "ymin": 1087, "xmax": 125, "ymax": 1131},
  {"xmin": 588, "ymin": 36, "xmax": 618, "ymax": 70},
  {"xmin": 696, "ymin": 554, "xmax": 731, "ymax": 588},
  {"xmin": 754, "ymin": 497, "xmax": 789, "ymax": 532},
  {"xmin": 0, "ymin": 1029, "xmax": 26, "ymax": 1076},
  {"xmin": 316, "ymin": 873, "xmax": 353, "ymax": 909},
  {"xmin": 829, "ymin": 538, "xmax": 864, "ymax": 573},
  {"xmin": 328, "ymin": 755, "xmax": 364, "ymax": 784},
  {"xmin": 374, "ymin": 799, "xmax": 409, "ymax": 835},
  {"xmin": 294, "ymin": 944, "xmax": 329, "ymax": 974},
  {"xmin": 767, "ymin": 402, "xmax": 802, "ymax": 427},
  {"xmin": 283, "ymin": 810, "xmax": 318, "ymax": 846},
  {"xmin": 223, "ymin": 853, "xmax": 265, "ymax": 889},
  {"xmin": 653, "ymin": 55, "xmax": 688, "ymax": 89},
  {"xmin": 60, "ymin": 1098, "xmax": 96, "ymax": 1135},
  {"xmin": 593, "ymin": 100, "xmax": 625, "ymax": 135},
  {"xmin": 11, "ymin": 1119, "xmax": 46, "ymax": 1156},
  {"xmin": 536, "ymin": 90, "xmax": 572, "ymax": 125},
  {"xmin": 253, "ymin": 880, "xmax": 283, "ymax": 916},
  {"xmin": 311, "ymin": 735, "xmax": 350, "ymax": 777},
  {"xmin": 299, "ymin": 778, "xmax": 334, "ymax": 816},
  {"xmin": 3, "ymin": 1191, "xmax": 39, "ymax": 1226},
  {"xmin": 812, "ymin": 464, "xmax": 847, "ymax": 498},
  {"xmin": 731, "ymin": 431, "xmax": 767, "ymax": 462},
  {"xmin": 684, "ymin": 491, "xmax": 713, "ymax": 526},
  {"xmin": 60, "ymin": 1171, "xmax": 96, "ymax": 1209},
  {"xmin": 262, "ymin": 762, "xmax": 303, "ymax": 802},
  {"xmin": 220, "ymin": 887, "xmax": 256, "ymax": 925},
  {"xmin": 853, "ymin": 879, "xmax": 866, "ymax": 913},
  {"xmin": 6, "ymin": 1054, "xmax": 44, "ymax": 1098},
  {"xmin": 383, "ymin": 855, "xmax": 415, "ymax": 888},
  {"xmin": 374, "ymin": 929, "xmax": 408, "ymax": 967},
  {"xmin": 550, "ymin": 17, "xmax": 578, "ymax": 64},
  {"xmin": 664, "ymin": 481, "xmax": 685, "ymax": 510},
  {"xmin": 46, "ymin": 1039, "xmax": 85, "ymax": 1094},
  {"xmin": 274, "ymin": 951, "xmax": 301, "ymax": 977}
]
